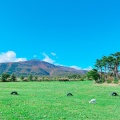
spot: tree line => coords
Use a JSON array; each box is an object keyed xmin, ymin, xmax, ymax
[
  {"xmin": 0, "ymin": 73, "xmax": 39, "ymax": 82},
  {"xmin": 0, "ymin": 73, "xmax": 83, "ymax": 82},
  {"xmin": 87, "ymin": 52, "xmax": 120, "ymax": 83}
]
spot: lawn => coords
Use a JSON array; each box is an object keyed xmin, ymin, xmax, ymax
[{"xmin": 0, "ymin": 81, "xmax": 120, "ymax": 120}]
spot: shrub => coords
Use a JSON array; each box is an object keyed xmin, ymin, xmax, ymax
[
  {"xmin": 59, "ymin": 78, "xmax": 69, "ymax": 82},
  {"xmin": 34, "ymin": 76, "xmax": 38, "ymax": 81},
  {"xmin": 113, "ymin": 79, "xmax": 119, "ymax": 84},
  {"xmin": 106, "ymin": 79, "xmax": 112, "ymax": 83},
  {"xmin": 20, "ymin": 75, "xmax": 24, "ymax": 81},
  {"xmin": 23, "ymin": 78, "xmax": 28, "ymax": 82}
]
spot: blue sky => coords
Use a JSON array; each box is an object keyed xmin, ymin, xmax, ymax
[{"xmin": 0, "ymin": 0, "xmax": 120, "ymax": 70}]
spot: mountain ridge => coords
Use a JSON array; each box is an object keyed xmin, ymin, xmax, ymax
[{"xmin": 0, "ymin": 60, "xmax": 87, "ymax": 76}]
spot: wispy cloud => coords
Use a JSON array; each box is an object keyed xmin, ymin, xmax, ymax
[
  {"xmin": 70, "ymin": 65, "xmax": 92, "ymax": 71},
  {"xmin": 0, "ymin": 51, "xmax": 27, "ymax": 63},
  {"xmin": 54, "ymin": 63, "xmax": 64, "ymax": 66},
  {"xmin": 51, "ymin": 52, "xmax": 56, "ymax": 56},
  {"xmin": 70, "ymin": 66, "xmax": 82, "ymax": 70},
  {"xmin": 42, "ymin": 53, "xmax": 55, "ymax": 64},
  {"xmin": 83, "ymin": 66, "xmax": 92, "ymax": 71},
  {"xmin": 42, "ymin": 52, "xmax": 92, "ymax": 71}
]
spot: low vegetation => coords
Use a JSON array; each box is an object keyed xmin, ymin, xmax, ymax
[{"xmin": 0, "ymin": 73, "xmax": 84, "ymax": 82}]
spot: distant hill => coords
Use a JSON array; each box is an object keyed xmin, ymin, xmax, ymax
[{"xmin": 0, "ymin": 60, "xmax": 87, "ymax": 76}]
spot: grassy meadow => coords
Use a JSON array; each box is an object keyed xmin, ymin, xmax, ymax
[{"xmin": 0, "ymin": 81, "xmax": 120, "ymax": 120}]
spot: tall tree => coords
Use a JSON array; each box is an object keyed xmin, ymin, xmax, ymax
[
  {"xmin": 20, "ymin": 75, "xmax": 24, "ymax": 81},
  {"xmin": 94, "ymin": 52, "xmax": 120, "ymax": 82},
  {"xmin": 94, "ymin": 59, "xmax": 103, "ymax": 80},
  {"xmin": 111, "ymin": 52, "xmax": 120, "ymax": 80},
  {"xmin": 11, "ymin": 74, "xmax": 17, "ymax": 82},
  {"xmin": 107, "ymin": 56, "xmax": 114, "ymax": 74},
  {"xmin": 102, "ymin": 56, "xmax": 108, "ymax": 79},
  {"xmin": 28, "ymin": 74, "xmax": 33, "ymax": 81}
]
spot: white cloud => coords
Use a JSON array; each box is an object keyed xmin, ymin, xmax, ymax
[
  {"xmin": 15, "ymin": 58, "xmax": 27, "ymax": 62},
  {"xmin": 70, "ymin": 66, "xmax": 82, "ymax": 70},
  {"xmin": 43, "ymin": 53, "xmax": 55, "ymax": 64},
  {"xmin": 83, "ymin": 66, "xmax": 92, "ymax": 71},
  {"xmin": 70, "ymin": 65, "xmax": 92, "ymax": 71},
  {"xmin": 42, "ymin": 52, "xmax": 93, "ymax": 71},
  {"xmin": 54, "ymin": 63, "xmax": 64, "ymax": 66},
  {"xmin": 0, "ymin": 51, "xmax": 27, "ymax": 63},
  {"xmin": 51, "ymin": 52, "xmax": 56, "ymax": 56}
]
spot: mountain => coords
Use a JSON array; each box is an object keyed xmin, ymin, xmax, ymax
[{"xmin": 0, "ymin": 60, "xmax": 87, "ymax": 76}]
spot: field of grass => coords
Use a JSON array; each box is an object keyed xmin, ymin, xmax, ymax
[{"xmin": 0, "ymin": 81, "xmax": 120, "ymax": 120}]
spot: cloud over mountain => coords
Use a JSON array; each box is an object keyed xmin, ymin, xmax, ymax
[
  {"xmin": 0, "ymin": 51, "xmax": 27, "ymax": 63},
  {"xmin": 42, "ymin": 53, "xmax": 55, "ymax": 64}
]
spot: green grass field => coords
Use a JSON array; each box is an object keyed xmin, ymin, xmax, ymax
[{"xmin": 0, "ymin": 81, "xmax": 120, "ymax": 120}]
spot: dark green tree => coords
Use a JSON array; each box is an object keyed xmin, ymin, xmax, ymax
[
  {"xmin": 93, "ymin": 51, "xmax": 120, "ymax": 83},
  {"xmin": 102, "ymin": 56, "xmax": 108, "ymax": 79},
  {"xmin": 111, "ymin": 52, "xmax": 120, "ymax": 80},
  {"xmin": 94, "ymin": 59, "xmax": 103, "ymax": 80},
  {"xmin": 1, "ymin": 73, "xmax": 10, "ymax": 82},
  {"xmin": 86, "ymin": 69, "xmax": 100, "ymax": 82},
  {"xmin": 34, "ymin": 76, "xmax": 38, "ymax": 81},
  {"xmin": 107, "ymin": 56, "xmax": 114, "ymax": 75},
  {"xmin": 20, "ymin": 75, "xmax": 24, "ymax": 81},
  {"xmin": 28, "ymin": 74, "xmax": 33, "ymax": 81},
  {"xmin": 11, "ymin": 74, "xmax": 17, "ymax": 82}
]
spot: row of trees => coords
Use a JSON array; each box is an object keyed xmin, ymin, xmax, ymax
[
  {"xmin": 1, "ymin": 73, "xmax": 17, "ymax": 82},
  {"xmin": 87, "ymin": 52, "xmax": 120, "ymax": 83},
  {"xmin": 0, "ymin": 73, "xmax": 83, "ymax": 82},
  {"xmin": 0, "ymin": 73, "xmax": 39, "ymax": 82}
]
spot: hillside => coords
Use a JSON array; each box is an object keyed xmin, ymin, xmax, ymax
[{"xmin": 0, "ymin": 60, "xmax": 87, "ymax": 76}]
